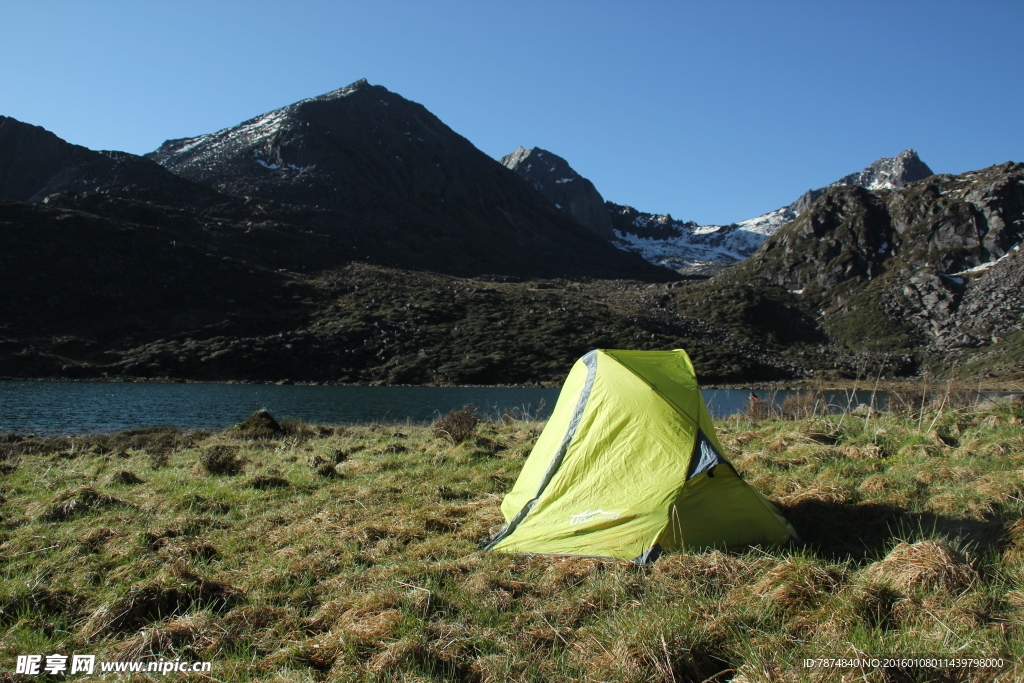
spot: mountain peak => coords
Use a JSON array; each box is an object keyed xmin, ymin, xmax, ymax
[
  {"xmin": 501, "ymin": 146, "xmax": 614, "ymax": 239},
  {"xmin": 0, "ymin": 116, "xmax": 96, "ymax": 201},
  {"xmin": 146, "ymin": 79, "xmax": 410, "ymax": 197},
  {"xmin": 306, "ymin": 78, "xmax": 375, "ymax": 103},
  {"xmin": 142, "ymin": 87, "xmax": 657, "ymax": 278},
  {"xmin": 840, "ymin": 149, "xmax": 934, "ymax": 191},
  {"xmin": 500, "ymin": 146, "xmax": 576, "ymax": 177},
  {"xmin": 789, "ymin": 150, "xmax": 935, "ymax": 214}
]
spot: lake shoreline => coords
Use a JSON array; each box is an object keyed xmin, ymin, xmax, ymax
[
  {"xmin": 4, "ymin": 374, "xmax": 1020, "ymax": 392},
  {"xmin": 0, "ymin": 382, "xmax": 906, "ymax": 436}
]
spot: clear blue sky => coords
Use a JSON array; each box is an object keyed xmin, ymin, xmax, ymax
[{"xmin": 2, "ymin": 1, "xmax": 1021, "ymax": 224}]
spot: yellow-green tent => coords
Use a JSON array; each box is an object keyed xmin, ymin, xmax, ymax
[{"xmin": 486, "ymin": 349, "xmax": 798, "ymax": 562}]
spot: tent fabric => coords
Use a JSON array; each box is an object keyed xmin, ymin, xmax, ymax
[{"xmin": 486, "ymin": 349, "xmax": 798, "ymax": 562}]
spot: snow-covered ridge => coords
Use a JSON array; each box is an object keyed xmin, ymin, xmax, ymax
[
  {"xmin": 608, "ymin": 202, "xmax": 791, "ymax": 267},
  {"xmin": 613, "ymin": 228, "xmax": 757, "ymax": 267},
  {"xmin": 610, "ymin": 150, "xmax": 933, "ymax": 271},
  {"xmin": 158, "ymin": 109, "xmax": 290, "ymax": 168},
  {"xmin": 150, "ymin": 79, "xmax": 376, "ymax": 174}
]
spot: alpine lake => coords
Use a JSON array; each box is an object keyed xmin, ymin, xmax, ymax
[{"xmin": 0, "ymin": 381, "xmax": 893, "ymax": 435}]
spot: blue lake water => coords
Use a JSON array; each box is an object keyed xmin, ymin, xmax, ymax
[{"xmin": 0, "ymin": 381, "xmax": 893, "ymax": 435}]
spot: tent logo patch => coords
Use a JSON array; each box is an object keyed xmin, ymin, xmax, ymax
[{"xmin": 569, "ymin": 509, "xmax": 620, "ymax": 525}]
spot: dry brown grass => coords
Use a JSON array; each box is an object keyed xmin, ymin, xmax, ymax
[
  {"xmin": 856, "ymin": 475, "xmax": 896, "ymax": 495},
  {"xmin": 778, "ymin": 390, "xmax": 830, "ymax": 420},
  {"xmin": 37, "ymin": 485, "xmax": 133, "ymax": 521},
  {"xmin": 1000, "ymin": 518, "xmax": 1024, "ymax": 564},
  {"xmin": 432, "ymin": 405, "xmax": 480, "ymax": 444},
  {"xmin": 79, "ymin": 566, "xmax": 241, "ymax": 639},
  {"xmin": 862, "ymin": 540, "xmax": 977, "ymax": 593},
  {"xmin": 741, "ymin": 558, "xmax": 845, "ymax": 613},
  {"xmin": 838, "ymin": 442, "xmax": 886, "ymax": 460},
  {"xmin": 113, "ymin": 613, "xmax": 226, "ymax": 660},
  {"xmin": 652, "ymin": 550, "xmax": 759, "ymax": 593}
]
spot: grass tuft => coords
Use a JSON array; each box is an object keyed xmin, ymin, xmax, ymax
[
  {"xmin": 79, "ymin": 568, "xmax": 241, "ymax": 639},
  {"xmin": 106, "ymin": 469, "xmax": 145, "ymax": 485},
  {"xmin": 199, "ymin": 444, "xmax": 245, "ymax": 475},
  {"xmin": 432, "ymin": 404, "xmax": 481, "ymax": 444},
  {"xmin": 38, "ymin": 486, "xmax": 133, "ymax": 522},
  {"xmin": 863, "ymin": 540, "xmax": 977, "ymax": 593},
  {"xmin": 247, "ymin": 474, "xmax": 290, "ymax": 489},
  {"xmin": 231, "ymin": 409, "xmax": 285, "ymax": 439}
]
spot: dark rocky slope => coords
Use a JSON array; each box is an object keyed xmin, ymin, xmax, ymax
[
  {"xmin": 0, "ymin": 116, "xmax": 96, "ymax": 201},
  {"xmin": 147, "ymin": 80, "xmax": 657, "ymax": 279},
  {"xmin": 499, "ymin": 146, "xmax": 614, "ymax": 239},
  {"xmin": 693, "ymin": 161, "xmax": 1024, "ymax": 377},
  {"xmin": 504, "ymin": 145, "xmax": 935, "ymax": 268},
  {"xmin": 0, "ymin": 197, "xmax": 790, "ymax": 384},
  {"xmin": 0, "ymin": 116, "xmax": 223, "ymax": 207}
]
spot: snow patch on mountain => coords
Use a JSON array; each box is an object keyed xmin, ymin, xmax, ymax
[
  {"xmin": 149, "ymin": 79, "xmax": 375, "ymax": 179},
  {"xmin": 163, "ymin": 110, "xmax": 290, "ymax": 168},
  {"xmin": 952, "ymin": 243, "xmax": 1021, "ymax": 276},
  {"xmin": 610, "ymin": 150, "xmax": 933, "ymax": 271},
  {"xmin": 734, "ymin": 206, "xmax": 798, "ymax": 236},
  {"xmin": 613, "ymin": 228, "xmax": 754, "ymax": 266}
]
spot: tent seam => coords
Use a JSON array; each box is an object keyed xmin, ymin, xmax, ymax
[{"xmin": 484, "ymin": 349, "xmax": 599, "ymax": 550}]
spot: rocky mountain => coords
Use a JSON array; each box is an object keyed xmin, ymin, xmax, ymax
[
  {"xmin": 609, "ymin": 150, "xmax": 935, "ymax": 269},
  {"xmin": 0, "ymin": 116, "xmax": 223, "ymax": 208},
  {"xmin": 1, "ymin": 83, "xmax": 1020, "ymax": 385},
  {"xmin": 606, "ymin": 203, "xmax": 772, "ymax": 268},
  {"xmin": 499, "ymin": 147, "xmax": 614, "ymax": 239},
  {"xmin": 709, "ymin": 161, "xmax": 1024, "ymax": 375},
  {"xmin": 0, "ymin": 83, "xmax": 689, "ymax": 386},
  {"xmin": 790, "ymin": 148, "xmax": 936, "ymax": 213},
  {"xmin": 499, "ymin": 143, "xmax": 769, "ymax": 267},
  {"xmin": 0, "ymin": 116, "xmax": 95, "ymax": 201},
  {"xmin": 147, "ymin": 80, "xmax": 656, "ymax": 279}
]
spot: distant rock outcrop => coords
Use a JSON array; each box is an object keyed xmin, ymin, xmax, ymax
[
  {"xmin": 500, "ymin": 146, "xmax": 614, "ymax": 239},
  {"xmin": 790, "ymin": 149, "xmax": 934, "ymax": 213},
  {"xmin": 610, "ymin": 149, "xmax": 936, "ymax": 269},
  {"xmin": 724, "ymin": 161, "xmax": 1024, "ymax": 365}
]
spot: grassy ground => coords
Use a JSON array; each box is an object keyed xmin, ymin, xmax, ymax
[{"xmin": 1, "ymin": 398, "xmax": 1022, "ymax": 682}]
